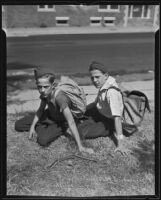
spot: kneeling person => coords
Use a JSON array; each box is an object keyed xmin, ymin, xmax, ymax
[
  {"xmin": 89, "ymin": 61, "xmax": 125, "ymax": 152},
  {"xmin": 15, "ymin": 67, "xmax": 94, "ymax": 154}
]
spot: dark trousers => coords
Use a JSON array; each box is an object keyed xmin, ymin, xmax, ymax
[{"xmin": 15, "ymin": 103, "xmax": 115, "ymax": 147}]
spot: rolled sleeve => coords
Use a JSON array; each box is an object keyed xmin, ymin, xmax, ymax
[{"xmin": 108, "ymin": 89, "xmax": 123, "ymax": 117}]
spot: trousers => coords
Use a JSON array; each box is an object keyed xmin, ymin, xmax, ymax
[{"xmin": 15, "ymin": 103, "xmax": 115, "ymax": 146}]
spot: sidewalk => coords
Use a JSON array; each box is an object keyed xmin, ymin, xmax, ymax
[
  {"xmin": 3, "ymin": 26, "xmax": 156, "ymax": 37},
  {"xmin": 7, "ymin": 80, "xmax": 154, "ymax": 114}
]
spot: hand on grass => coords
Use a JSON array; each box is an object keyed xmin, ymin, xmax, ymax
[
  {"xmin": 114, "ymin": 134, "xmax": 129, "ymax": 155},
  {"xmin": 29, "ymin": 127, "xmax": 37, "ymax": 141},
  {"xmin": 114, "ymin": 140, "xmax": 131, "ymax": 156},
  {"xmin": 79, "ymin": 146, "xmax": 94, "ymax": 154},
  {"xmin": 114, "ymin": 145, "xmax": 129, "ymax": 156}
]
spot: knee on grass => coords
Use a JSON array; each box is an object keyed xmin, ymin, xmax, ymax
[
  {"xmin": 15, "ymin": 121, "xmax": 20, "ymax": 131},
  {"xmin": 37, "ymin": 137, "xmax": 50, "ymax": 147},
  {"xmin": 15, "ymin": 120, "xmax": 28, "ymax": 132},
  {"xmin": 37, "ymin": 135, "xmax": 58, "ymax": 147}
]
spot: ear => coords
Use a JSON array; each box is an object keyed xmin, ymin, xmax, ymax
[{"xmin": 105, "ymin": 73, "xmax": 109, "ymax": 79}]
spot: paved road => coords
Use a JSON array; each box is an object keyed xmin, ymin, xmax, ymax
[{"xmin": 7, "ymin": 32, "xmax": 155, "ymax": 75}]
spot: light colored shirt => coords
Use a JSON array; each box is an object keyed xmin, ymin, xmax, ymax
[{"xmin": 96, "ymin": 76, "xmax": 124, "ymax": 119}]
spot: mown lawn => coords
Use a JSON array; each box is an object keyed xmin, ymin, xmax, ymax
[{"xmin": 7, "ymin": 104, "xmax": 155, "ymax": 197}]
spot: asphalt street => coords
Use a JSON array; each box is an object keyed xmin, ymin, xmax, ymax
[{"xmin": 7, "ymin": 32, "xmax": 155, "ymax": 75}]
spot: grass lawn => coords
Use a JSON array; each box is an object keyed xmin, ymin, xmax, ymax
[
  {"xmin": 6, "ymin": 71, "xmax": 155, "ymax": 197},
  {"xmin": 7, "ymin": 105, "xmax": 154, "ymax": 197}
]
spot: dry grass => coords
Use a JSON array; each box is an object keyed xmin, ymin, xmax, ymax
[
  {"xmin": 7, "ymin": 104, "xmax": 155, "ymax": 197},
  {"xmin": 6, "ymin": 71, "xmax": 155, "ymax": 196}
]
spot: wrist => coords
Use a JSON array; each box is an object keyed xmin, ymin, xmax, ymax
[
  {"xmin": 116, "ymin": 134, "xmax": 124, "ymax": 140},
  {"xmin": 30, "ymin": 124, "xmax": 35, "ymax": 129},
  {"xmin": 78, "ymin": 145, "xmax": 84, "ymax": 151}
]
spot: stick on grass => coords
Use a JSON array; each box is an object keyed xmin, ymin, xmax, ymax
[{"xmin": 45, "ymin": 154, "xmax": 99, "ymax": 169}]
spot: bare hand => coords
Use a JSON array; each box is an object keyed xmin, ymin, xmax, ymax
[
  {"xmin": 114, "ymin": 144, "xmax": 131, "ymax": 156},
  {"xmin": 79, "ymin": 146, "xmax": 94, "ymax": 154},
  {"xmin": 29, "ymin": 128, "xmax": 37, "ymax": 141}
]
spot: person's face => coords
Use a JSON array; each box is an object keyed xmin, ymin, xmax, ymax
[
  {"xmin": 36, "ymin": 77, "xmax": 54, "ymax": 98},
  {"xmin": 90, "ymin": 69, "xmax": 108, "ymax": 88}
]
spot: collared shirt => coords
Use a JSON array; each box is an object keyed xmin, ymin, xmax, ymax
[{"xmin": 96, "ymin": 76, "xmax": 124, "ymax": 119}]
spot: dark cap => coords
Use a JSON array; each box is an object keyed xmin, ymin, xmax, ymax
[
  {"xmin": 89, "ymin": 61, "xmax": 107, "ymax": 74},
  {"xmin": 34, "ymin": 67, "xmax": 55, "ymax": 79}
]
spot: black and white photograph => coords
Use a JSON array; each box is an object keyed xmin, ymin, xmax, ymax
[{"xmin": 1, "ymin": 3, "xmax": 160, "ymax": 198}]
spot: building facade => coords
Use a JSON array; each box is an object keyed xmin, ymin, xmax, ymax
[{"xmin": 2, "ymin": 5, "xmax": 160, "ymax": 28}]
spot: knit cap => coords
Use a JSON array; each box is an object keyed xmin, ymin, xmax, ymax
[
  {"xmin": 89, "ymin": 61, "xmax": 107, "ymax": 73},
  {"xmin": 34, "ymin": 67, "xmax": 55, "ymax": 79}
]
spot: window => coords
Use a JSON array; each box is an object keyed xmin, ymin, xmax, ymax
[
  {"xmin": 90, "ymin": 17, "xmax": 102, "ymax": 26},
  {"xmin": 128, "ymin": 5, "xmax": 150, "ymax": 18},
  {"xmin": 142, "ymin": 5, "xmax": 150, "ymax": 18},
  {"xmin": 38, "ymin": 5, "xmax": 55, "ymax": 12},
  {"xmin": 110, "ymin": 5, "xmax": 119, "ymax": 10},
  {"xmin": 39, "ymin": 5, "xmax": 45, "ymax": 8},
  {"xmin": 56, "ymin": 17, "xmax": 69, "ymax": 26},
  {"xmin": 99, "ymin": 5, "xmax": 108, "ymax": 9},
  {"xmin": 104, "ymin": 17, "xmax": 115, "ymax": 26},
  {"xmin": 98, "ymin": 5, "xmax": 120, "ymax": 12}
]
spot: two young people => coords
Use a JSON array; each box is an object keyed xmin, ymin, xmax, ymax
[{"xmin": 15, "ymin": 62, "xmax": 125, "ymax": 153}]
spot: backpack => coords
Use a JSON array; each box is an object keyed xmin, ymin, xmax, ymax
[
  {"xmin": 107, "ymin": 86, "xmax": 151, "ymax": 135},
  {"xmin": 54, "ymin": 76, "xmax": 87, "ymax": 118}
]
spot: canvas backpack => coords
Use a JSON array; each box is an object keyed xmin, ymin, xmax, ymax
[
  {"xmin": 107, "ymin": 86, "xmax": 151, "ymax": 135},
  {"xmin": 54, "ymin": 76, "xmax": 87, "ymax": 118}
]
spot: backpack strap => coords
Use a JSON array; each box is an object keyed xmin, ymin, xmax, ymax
[
  {"xmin": 49, "ymin": 88, "xmax": 59, "ymax": 108},
  {"xmin": 105, "ymin": 86, "xmax": 123, "ymax": 101},
  {"xmin": 106, "ymin": 86, "xmax": 122, "ymax": 93},
  {"xmin": 105, "ymin": 85, "xmax": 125, "ymax": 117}
]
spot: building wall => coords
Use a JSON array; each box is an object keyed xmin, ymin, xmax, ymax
[
  {"xmin": 2, "ymin": 5, "xmax": 159, "ymax": 28},
  {"xmin": 2, "ymin": 6, "xmax": 7, "ymax": 28},
  {"xmin": 127, "ymin": 17, "xmax": 154, "ymax": 27},
  {"xmin": 2, "ymin": 5, "xmax": 125, "ymax": 28},
  {"xmin": 60, "ymin": 5, "xmax": 125, "ymax": 26},
  {"xmin": 154, "ymin": 5, "xmax": 160, "ymax": 26},
  {"xmin": 4, "ymin": 5, "xmax": 38, "ymax": 28},
  {"xmin": 127, "ymin": 5, "xmax": 155, "ymax": 27}
]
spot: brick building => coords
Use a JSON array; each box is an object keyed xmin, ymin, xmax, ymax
[{"xmin": 1, "ymin": 5, "xmax": 160, "ymax": 28}]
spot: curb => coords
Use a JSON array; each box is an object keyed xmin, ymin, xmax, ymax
[{"xmin": 4, "ymin": 27, "xmax": 156, "ymax": 37}]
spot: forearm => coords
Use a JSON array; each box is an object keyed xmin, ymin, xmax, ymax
[
  {"xmin": 62, "ymin": 106, "xmax": 95, "ymax": 154},
  {"xmin": 114, "ymin": 117, "xmax": 126, "ymax": 150},
  {"xmin": 30, "ymin": 100, "xmax": 46, "ymax": 129},
  {"xmin": 30, "ymin": 114, "xmax": 39, "ymax": 129},
  {"xmin": 114, "ymin": 116, "xmax": 123, "ymax": 136},
  {"xmin": 30, "ymin": 108, "xmax": 43, "ymax": 128},
  {"xmin": 68, "ymin": 120, "xmax": 83, "ymax": 150}
]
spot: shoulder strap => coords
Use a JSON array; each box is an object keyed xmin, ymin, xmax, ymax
[
  {"xmin": 107, "ymin": 86, "xmax": 121, "ymax": 93},
  {"xmin": 105, "ymin": 85, "xmax": 124, "ymax": 106},
  {"xmin": 106, "ymin": 86, "xmax": 123, "ymax": 98},
  {"xmin": 49, "ymin": 88, "xmax": 60, "ymax": 107}
]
